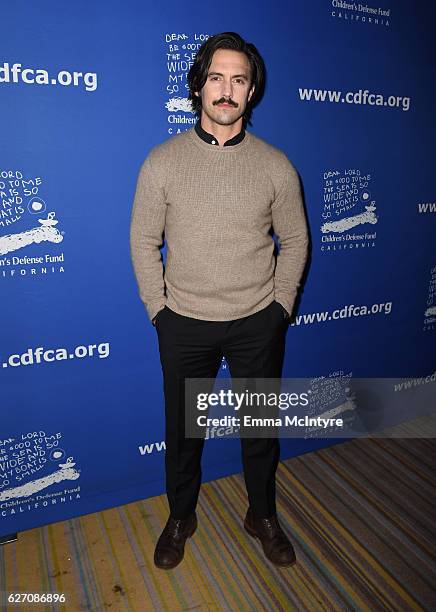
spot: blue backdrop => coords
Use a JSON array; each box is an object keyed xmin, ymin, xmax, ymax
[{"xmin": 1, "ymin": 0, "xmax": 435, "ymax": 536}]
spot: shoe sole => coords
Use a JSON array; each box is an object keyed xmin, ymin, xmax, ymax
[
  {"xmin": 154, "ymin": 518, "xmax": 198, "ymax": 570},
  {"xmin": 244, "ymin": 520, "xmax": 296, "ymax": 567}
]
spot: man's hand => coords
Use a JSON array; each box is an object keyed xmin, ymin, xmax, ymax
[
  {"xmin": 276, "ymin": 301, "xmax": 290, "ymax": 320},
  {"xmin": 152, "ymin": 306, "xmax": 165, "ymax": 326}
]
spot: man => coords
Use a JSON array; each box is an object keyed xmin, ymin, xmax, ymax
[{"xmin": 130, "ymin": 32, "xmax": 308, "ymax": 569}]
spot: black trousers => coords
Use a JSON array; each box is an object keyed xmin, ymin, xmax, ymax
[{"xmin": 155, "ymin": 300, "xmax": 288, "ymax": 519}]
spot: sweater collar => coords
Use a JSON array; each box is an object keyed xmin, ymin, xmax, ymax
[{"xmin": 194, "ymin": 120, "xmax": 245, "ymax": 147}]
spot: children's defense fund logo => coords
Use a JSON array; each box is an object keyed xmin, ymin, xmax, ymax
[
  {"xmin": 423, "ymin": 265, "xmax": 436, "ymax": 332},
  {"xmin": 0, "ymin": 430, "xmax": 80, "ymax": 517},
  {"xmin": 0, "ymin": 170, "xmax": 65, "ymax": 279},
  {"xmin": 321, "ymin": 169, "xmax": 378, "ymax": 253},
  {"xmin": 330, "ymin": 1, "xmax": 391, "ymax": 28},
  {"xmin": 164, "ymin": 33, "xmax": 210, "ymax": 135},
  {"xmin": 305, "ymin": 370, "xmax": 356, "ymax": 439}
]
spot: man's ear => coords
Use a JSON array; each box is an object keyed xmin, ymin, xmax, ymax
[
  {"xmin": 248, "ymin": 86, "xmax": 255, "ymax": 102},
  {"xmin": 194, "ymin": 91, "xmax": 200, "ymax": 97}
]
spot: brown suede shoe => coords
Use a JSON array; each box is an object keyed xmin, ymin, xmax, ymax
[
  {"xmin": 154, "ymin": 513, "xmax": 197, "ymax": 570},
  {"xmin": 244, "ymin": 508, "xmax": 296, "ymax": 567}
]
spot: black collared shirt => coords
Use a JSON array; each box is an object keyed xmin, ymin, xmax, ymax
[{"xmin": 194, "ymin": 121, "xmax": 245, "ymax": 147}]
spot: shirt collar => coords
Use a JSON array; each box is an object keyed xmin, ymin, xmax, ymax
[{"xmin": 194, "ymin": 121, "xmax": 245, "ymax": 147}]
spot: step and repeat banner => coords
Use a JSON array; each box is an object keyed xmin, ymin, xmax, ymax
[{"xmin": 1, "ymin": 0, "xmax": 435, "ymax": 536}]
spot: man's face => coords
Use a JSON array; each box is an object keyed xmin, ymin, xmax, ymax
[{"xmin": 195, "ymin": 49, "xmax": 254, "ymax": 127}]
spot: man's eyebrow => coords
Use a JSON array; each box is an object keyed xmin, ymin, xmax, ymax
[{"xmin": 207, "ymin": 71, "xmax": 249, "ymax": 79}]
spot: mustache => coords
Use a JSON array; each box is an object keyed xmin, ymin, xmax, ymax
[{"xmin": 213, "ymin": 97, "xmax": 238, "ymax": 107}]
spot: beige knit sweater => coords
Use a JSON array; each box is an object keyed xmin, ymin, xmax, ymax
[{"xmin": 130, "ymin": 127, "xmax": 308, "ymax": 322}]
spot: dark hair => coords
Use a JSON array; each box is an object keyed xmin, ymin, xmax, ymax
[{"xmin": 187, "ymin": 32, "xmax": 266, "ymax": 125}]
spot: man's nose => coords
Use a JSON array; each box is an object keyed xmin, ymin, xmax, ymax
[{"xmin": 221, "ymin": 78, "xmax": 234, "ymax": 98}]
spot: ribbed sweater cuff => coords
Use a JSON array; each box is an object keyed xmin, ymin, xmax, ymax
[
  {"xmin": 147, "ymin": 300, "xmax": 166, "ymax": 323},
  {"xmin": 274, "ymin": 291, "xmax": 297, "ymax": 318}
]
